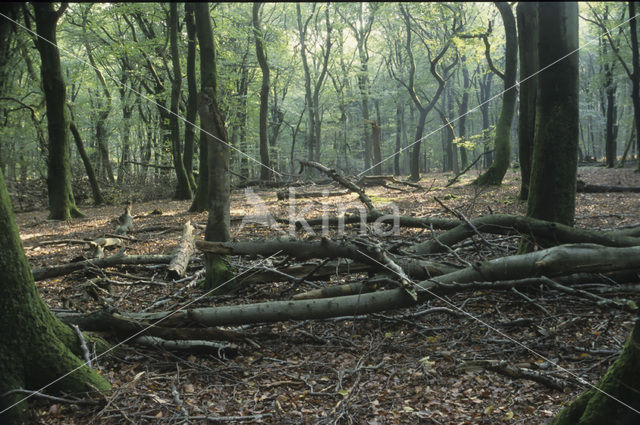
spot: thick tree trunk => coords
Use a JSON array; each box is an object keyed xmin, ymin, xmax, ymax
[
  {"xmin": 195, "ymin": 3, "xmax": 232, "ymax": 289},
  {"xmin": 169, "ymin": 3, "xmax": 192, "ymax": 200},
  {"xmin": 34, "ymin": 3, "xmax": 84, "ymax": 220},
  {"xmin": 516, "ymin": 2, "xmax": 538, "ymax": 200},
  {"xmin": 253, "ymin": 2, "xmax": 272, "ymax": 181},
  {"xmin": 527, "ymin": 3, "xmax": 579, "ymax": 226},
  {"xmin": 550, "ymin": 319, "xmax": 640, "ymax": 425},
  {"xmin": 0, "ymin": 154, "xmax": 109, "ymax": 424},
  {"xmin": 410, "ymin": 110, "xmax": 428, "ymax": 181},
  {"xmin": 474, "ymin": 2, "xmax": 518, "ymax": 186}
]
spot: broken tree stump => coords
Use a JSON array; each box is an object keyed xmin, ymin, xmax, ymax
[{"xmin": 167, "ymin": 221, "xmax": 196, "ymax": 279}]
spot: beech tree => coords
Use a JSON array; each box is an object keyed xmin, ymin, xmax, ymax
[
  {"xmin": 0, "ymin": 8, "xmax": 110, "ymax": 423},
  {"xmin": 194, "ymin": 3, "xmax": 232, "ymax": 289},
  {"xmin": 33, "ymin": 3, "xmax": 84, "ymax": 219}
]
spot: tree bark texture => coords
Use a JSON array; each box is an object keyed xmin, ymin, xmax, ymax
[{"xmin": 527, "ymin": 2, "xmax": 579, "ymax": 226}]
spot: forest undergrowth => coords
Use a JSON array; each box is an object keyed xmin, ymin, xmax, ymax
[{"xmin": 11, "ymin": 166, "xmax": 640, "ymax": 424}]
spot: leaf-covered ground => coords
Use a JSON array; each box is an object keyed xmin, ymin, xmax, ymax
[{"xmin": 12, "ymin": 165, "xmax": 640, "ymax": 424}]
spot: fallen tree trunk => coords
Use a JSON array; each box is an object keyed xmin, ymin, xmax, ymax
[
  {"xmin": 276, "ymin": 189, "xmax": 350, "ymax": 200},
  {"xmin": 411, "ymin": 214, "xmax": 640, "ymax": 254},
  {"xmin": 33, "ymin": 252, "xmax": 173, "ymax": 281},
  {"xmin": 167, "ymin": 221, "xmax": 195, "ymax": 278},
  {"xmin": 196, "ymin": 237, "xmax": 458, "ymax": 280},
  {"xmin": 62, "ymin": 243, "xmax": 639, "ymax": 329},
  {"xmin": 577, "ymin": 180, "xmax": 640, "ymax": 193}
]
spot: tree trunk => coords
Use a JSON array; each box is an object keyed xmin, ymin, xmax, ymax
[
  {"xmin": 194, "ymin": 3, "xmax": 232, "ymax": 289},
  {"xmin": 550, "ymin": 319, "xmax": 640, "ymax": 425},
  {"xmin": 169, "ymin": 3, "xmax": 192, "ymax": 200},
  {"xmin": 474, "ymin": 2, "xmax": 518, "ymax": 186},
  {"xmin": 516, "ymin": 2, "xmax": 538, "ymax": 200},
  {"xmin": 457, "ymin": 57, "xmax": 470, "ymax": 169},
  {"xmin": 183, "ymin": 3, "xmax": 198, "ymax": 190},
  {"xmin": 526, "ymin": 3, "xmax": 579, "ymax": 226},
  {"xmin": 394, "ymin": 102, "xmax": 403, "ymax": 176},
  {"xmin": 628, "ymin": 1, "xmax": 640, "ymax": 172},
  {"xmin": 0, "ymin": 144, "xmax": 110, "ymax": 424},
  {"xmin": 253, "ymin": 2, "xmax": 272, "ymax": 181},
  {"xmin": 34, "ymin": 3, "xmax": 84, "ymax": 220},
  {"xmin": 69, "ymin": 121, "xmax": 104, "ymax": 205},
  {"xmin": 410, "ymin": 110, "xmax": 428, "ymax": 181}
]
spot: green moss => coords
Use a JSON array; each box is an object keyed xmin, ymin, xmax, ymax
[{"xmin": 201, "ymin": 254, "xmax": 235, "ymax": 293}]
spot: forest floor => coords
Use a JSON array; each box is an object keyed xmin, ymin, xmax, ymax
[{"xmin": 12, "ymin": 165, "xmax": 640, "ymax": 424}]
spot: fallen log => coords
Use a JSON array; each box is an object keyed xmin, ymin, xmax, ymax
[
  {"xmin": 355, "ymin": 175, "xmax": 422, "ymax": 189},
  {"xmin": 411, "ymin": 214, "xmax": 640, "ymax": 254},
  {"xmin": 59, "ymin": 243, "xmax": 638, "ymax": 329},
  {"xmin": 577, "ymin": 180, "xmax": 640, "ymax": 193},
  {"xmin": 196, "ymin": 237, "xmax": 458, "ymax": 280},
  {"xmin": 32, "ymin": 251, "xmax": 173, "ymax": 281},
  {"xmin": 167, "ymin": 221, "xmax": 195, "ymax": 278},
  {"xmin": 276, "ymin": 189, "xmax": 350, "ymax": 200}
]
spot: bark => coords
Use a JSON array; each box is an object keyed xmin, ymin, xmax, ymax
[
  {"xmin": 550, "ymin": 319, "xmax": 640, "ymax": 425},
  {"xmin": 167, "ymin": 220, "xmax": 195, "ymax": 278},
  {"xmin": 527, "ymin": 3, "xmax": 579, "ymax": 226},
  {"xmin": 474, "ymin": 2, "xmax": 518, "ymax": 186},
  {"xmin": 253, "ymin": 2, "xmax": 272, "ymax": 181},
  {"xmin": 410, "ymin": 213, "xmax": 640, "ymax": 255},
  {"xmin": 457, "ymin": 57, "xmax": 470, "ymax": 169},
  {"xmin": 195, "ymin": 3, "xmax": 232, "ymax": 289},
  {"xmin": 34, "ymin": 3, "xmax": 84, "ymax": 220},
  {"xmin": 169, "ymin": 3, "xmax": 192, "ymax": 200},
  {"xmin": 516, "ymin": 2, "xmax": 538, "ymax": 200},
  {"xmin": 629, "ymin": 1, "xmax": 640, "ymax": 172},
  {"xmin": 196, "ymin": 237, "xmax": 458, "ymax": 281},
  {"xmin": 69, "ymin": 121, "xmax": 104, "ymax": 205},
  {"xmin": 65, "ymin": 244, "xmax": 640, "ymax": 330},
  {"xmin": 183, "ymin": 3, "xmax": 197, "ymax": 190},
  {"xmin": 0, "ymin": 139, "xmax": 109, "ymax": 424},
  {"xmin": 32, "ymin": 252, "xmax": 173, "ymax": 281}
]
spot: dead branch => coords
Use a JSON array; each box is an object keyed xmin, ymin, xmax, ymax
[
  {"xmin": 196, "ymin": 237, "xmax": 458, "ymax": 280},
  {"xmin": 297, "ymin": 160, "xmax": 378, "ymax": 213},
  {"xmin": 32, "ymin": 251, "xmax": 173, "ymax": 281},
  {"xmin": 411, "ymin": 214, "xmax": 640, "ymax": 254},
  {"xmin": 276, "ymin": 189, "xmax": 350, "ymax": 200},
  {"xmin": 577, "ymin": 180, "xmax": 640, "ymax": 193},
  {"xmin": 459, "ymin": 360, "xmax": 568, "ymax": 391}
]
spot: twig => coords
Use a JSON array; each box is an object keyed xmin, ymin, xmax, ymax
[{"xmin": 71, "ymin": 324, "xmax": 93, "ymax": 368}]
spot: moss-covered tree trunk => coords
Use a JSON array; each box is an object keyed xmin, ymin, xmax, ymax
[
  {"xmin": 253, "ymin": 2, "xmax": 272, "ymax": 182},
  {"xmin": 34, "ymin": 3, "xmax": 84, "ymax": 220},
  {"xmin": 474, "ymin": 2, "xmax": 517, "ymax": 186},
  {"xmin": 516, "ymin": 2, "xmax": 538, "ymax": 200},
  {"xmin": 550, "ymin": 319, "xmax": 640, "ymax": 425},
  {"xmin": 194, "ymin": 3, "xmax": 233, "ymax": 290},
  {"xmin": 526, "ymin": 2, "xmax": 579, "ymax": 226},
  {"xmin": 0, "ymin": 153, "xmax": 110, "ymax": 424}
]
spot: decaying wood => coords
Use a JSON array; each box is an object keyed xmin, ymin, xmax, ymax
[
  {"xmin": 133, "ymin": 336, "xmax": 235, "ymax": 356},
  {"xmin": 167, "ymin": 220, "xmax": 195, "ymax": 278},
  {"xmin": 577, "ymin": 180, "xmax": 640, "ymax": 193},
  {"xmin": 355, "ymin": 175, "xmax": 422, "ymax": 189},
  {"xmin": 115, "ymin": 202, "xmax": 134, "ymax": 235},
  {"xmin": 458, "ymin": 360, "xmax": 568, "ymax": 391},
  {"xmin": 298, "ymin": 160, "xmax": 378, "ymax": 213},
  {"xmin": 276, "ymin": 188, "xmax": 350, "ymax": 200},
  {"xmin": 411, "ymin": 214, "xmax": 640, "ymax": 254},
  {"xmin": 62, "ymin": 244, "xmax": 639, "ymax": 329},
  {"xmin": 32, "ymin": 251, "xmax": 173, "ymax": 281},
  {"xmin": 196, "ymin": 237, "xmax": 458, "ymax": 280}
]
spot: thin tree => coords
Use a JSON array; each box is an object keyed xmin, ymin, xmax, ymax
[
  {"xmin": 253, "ymin": 2, "xmax": 272, "ymax": 181},
  {"xmin": 472, "ymin": 2, "xmax": 518, "ymax": 186}
]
